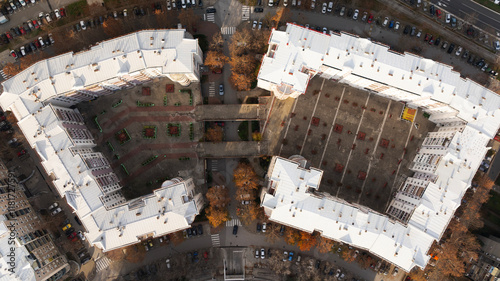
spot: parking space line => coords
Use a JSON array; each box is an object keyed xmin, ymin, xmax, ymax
[
  {"xmin": 299, "ymin": 79, "xmax": 325, "ymax": 155},
  {"xmin": 337, "ymin": 92, "xmax": 371, "ymax": 196},
  {"xmin": 356, "ymin": 100, "xmax": 392, "ymax": 203},
  {"xmin": 318, "ymin": 86, "xmax": 346, "ymax": 168},
  {"xmin": 278, "ymin": 98, "xmax": 298, "ymax": 155}
]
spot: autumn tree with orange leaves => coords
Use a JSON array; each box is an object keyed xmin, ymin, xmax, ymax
[
  {"xmin": 237, "ymin": 202, "xmax": 264, "ymax": 225},
  {"xmin": 204, "ymin": 51, "xmax": 228, "ymax": 71},
  {"xmin": 341, "ymin": 248, "xmax": 357, "ymax": 263},
  {"xmin": 206, "ymin": 185, "xmax": 230, "ymax": 207},
  {"xmin": 284, "ymin": 228, "xmax": 301, "ymax": 245},
  {"xmin": 233, "ymin": 161, "xmax": 260, "ymax": 192},
  {"xmin": 205, "ymin": 125, "xmax": 224, "ymax": 142},
  {"xmin": 206, "ymin": 205, "xmax": 229, "ymax": 228},
  {"xmin": 230, "ymin": 72, "xmax": 254, "ymax": 91},
  {"xmin": 297, "ymin": 231, "xmax": 317, "ymax": 251},
  {"xmin": 316, "ymin": 236, "xmax": 335, "ymax": 253}
]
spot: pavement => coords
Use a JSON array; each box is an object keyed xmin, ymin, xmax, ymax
[{"xmin": 428, "ymin": 0, "xmax": 500, "ymax": 35}]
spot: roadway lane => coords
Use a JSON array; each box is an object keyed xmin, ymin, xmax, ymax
[{"xmin": 430, "ymin": 0, "xmax": 500, "ymax": 35}]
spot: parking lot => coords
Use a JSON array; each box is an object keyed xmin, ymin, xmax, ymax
[{"xmin": 274, "ymin": 78, "xmax": 435, "ymax": 212}]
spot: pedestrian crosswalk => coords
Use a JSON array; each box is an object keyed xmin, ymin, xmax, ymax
[
  {"xmin": 211, "ymin": 234, "xmax": 220, "ymax": 247},
  {"xmin": 210, "ymin": 159, "xmax": 218, "ymax": 171},
  {"xmin": 221, "ymin": 26, "xmax": 236, "ymax": 35},
  {"xmin": 226, "ymin": 218, "xmax": 242, "ymax": 227},
  {"xmin": 206, "ymin": 13, "xmax": 215, "ymax": 22},
  {"xmin": 208, "ymin": 82, "xmax": 215, "ymax": 97},
  {"xmin": 0, "ymin": 69, "xmax": 11, "ymax": 80},
  {"xmin": 242, "ymin": 6, "xmax": 250, "ymax": 21},
  {"xmin": 95, "ymin": 256, "xmax": 111, "ymax": 272}
]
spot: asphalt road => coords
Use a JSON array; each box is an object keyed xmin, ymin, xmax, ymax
[{"xmin": 430, "ymin": 0, "xmax": 500, "ymax": 36}]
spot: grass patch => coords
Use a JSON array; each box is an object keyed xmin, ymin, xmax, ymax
[
  {"xmin": 473, "ymin": 0, "xmax": 500, "ymax": 13},
  {"xmin": 66, "ymin": 0, "xmax": 88, "ymax": 17},
  {"xmin": 238, "ymin": 121, "xmax": 249, "ymax": 141},
  {"xmin": 251, "ymin": 120, "xmax": 260, "ymax": 133},
  {"xmin": 485, "ymin": 191, "xmax": 500, "ymax": 215},
  {"xmin": 194, "ymin": 34, "xmax": 208, "ymax": 53}
]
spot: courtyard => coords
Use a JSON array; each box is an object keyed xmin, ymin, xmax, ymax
[
  {"xmin": 271, "ymin": 78, "xmax": 436, "ymax": 213},
  {"xmin": 78, "ymin": 77, "xmax": 203, "ymax": 199}
]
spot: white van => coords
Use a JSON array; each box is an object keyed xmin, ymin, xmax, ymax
[
  {"xmin": 268, "ymin": 0, "xmax": 273, "ymax": 6},
  {"xmin": 181, "ymin": 0, "xmax": 186, "ymax": 8}
]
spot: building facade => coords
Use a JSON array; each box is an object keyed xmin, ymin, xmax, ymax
[
  {"xmin": 258, "ymin": 24, "xmax": 500, "ymax": 272},
  {"xmin": 0, "ymin": 29, "xmax": 204, "ymax": 254},
  {"xmin": 0, "ymin": 185, "xmax": 69, "ymax": 281}
]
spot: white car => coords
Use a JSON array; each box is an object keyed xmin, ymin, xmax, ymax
[
  {"xmin": 394, "ymin": 21, "xmax": 400, "ymax": 30},
  {"xmin": 321, "ymin": 2, "xmax": 326, "ymax": 13},
  {"xmin": 166, "ymin": 259, "xmax": 171, "ymax": 269},
  {"xmin": 445, "ymin": 13, "xmax": 451, "ymax": 24},
  {"xmin": 322, "ymin": 27, "xmax": 327, "ymax": 34},
  {"xmin": 166, "ymin": 0, "xmax": 172, "ymax": 10},
  {"xmin": 494, "ymin": 40, "xmax": 500, "ymax": 51},
  {"xmin": 54, "ymin": 9, "xmax": 61, "ymax": 19},
  {"xmin": 310, "ymin": 0, "xmax": 315, "ymax": 9},
  {"xmin": 283, "ymin": 0, "xmax": 288, "ymax": 6},
  {"xmin": 268, "ymin": 0, "xmax": 273, "ymax": 6},
  {"xmin": 51, "ymin": 207, "xmax": 62, "ymax": 216},
  {"xmin": 19, "ymin": 0, "xmax": 26, "ymax": 6},
  {"xmin": 416, "ymin": 30, "xmax": 422, "ymax": 38},
  {"xmin": 9, "ymin": 1, "xmax": 17, "ymax": 10},
  {"xmin": 262, "ymin": 222, "xmax": 267, "ymax": 232},
  {"xmin": 455, "ymin": 46, "xmax": 463, "ymax": 56},
  {"xmin": 352, "ymin": 9, "xmax": 359, "ymax": 20},
  {"xmin": 80, "ymin": 20, "xmax": 86, "ymax": 30},
  {"xmin": 261, "ymin": 248, "xmax": 265, "ymax": 259},
  {"xmin": 77, "ymin": 231, "xmax": 86, "ymax": 241},
  {"xmin": 45, "ymin": 13, "xmax": 52, "ymax": 23},
  {"xmin": 327, "ymin": 1, "xmax": 333, "ymax": 12},
  {"xmin": 48, "ymin": 33, "xmax": 55, "ymax": 44},
  {"xmin": 382, "ymin": 17, "xmax": 389, "ymax": 27},
  {"xmin": 20, "ymin": 46, "xmax": 26, "ymax": 56},
  {"xmin": 123, "ymin": 9, "xmax": 127, "ymax": 16},
  {"xmin": 252, "ymin": 20, "xmax": 257, "ymax": 30},
  {"xmin": 38, "ymin": 36, "xmax": 44, "ymax": 47}
]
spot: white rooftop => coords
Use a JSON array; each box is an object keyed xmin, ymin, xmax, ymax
[{"xmin": 0, "ymin": 222, "xmax": 36, "ymax": 281}]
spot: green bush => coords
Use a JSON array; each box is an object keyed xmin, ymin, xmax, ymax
[{"xmin": 238, "ymin": 121, "xmax": 249, "ymax": 141}]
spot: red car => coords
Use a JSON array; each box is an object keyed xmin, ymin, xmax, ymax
[
  {"xmin": 17, "ymin": 150, "xmax": 26, "ymax": 157},
  {"xmin": 424, "ymin": 33, "xmax": 432, "ymax": 42},
  {"xmin": 5, "ymin": 32, "xmax": 12, "ymax": 39},
  {"xmin": 19, "ymin": 27, "xmax": 26, "ymax": 35},
  {"xmin": 34, "ymin": 40, "xmax": 41, "ymax": 48},
  {"xmin": 436, "ymin": 9, "xmax": 441, "ymax": 18},
  {"xmin": 59, "ymin": 8, "xmax": 66, "ymax": 17},
  {"xmin": 32, "ymin": 20, "xmax": 40, "ymax": 29},
  {"xmin": 367, "ymin": 14, "xmax": 373, "ymax": 23},
  {"xmin": 10, "ymin": 50, "xmax": 17, "ymax": 59}
]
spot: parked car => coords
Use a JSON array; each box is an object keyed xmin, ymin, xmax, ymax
[
  {"xmin": 219, "ymin": 84, "xmax": 224, "ymax": 96},
  {"xmin": 279, "ymin": 225, "xmax": 285, "ymax": 236},
  {"xmin": 48, "ymin": 33, "xmax": 55, "ymax": 44},
  {"xmin": 339, "ymin": 6, "xmax": 345, "ymax": 16},
  {"xmin": 403, "ymin": 25, "xmax": 410, "ymax": 35},
  {"xmin": 327, "ymin": 1, "xmax": 333, "ymax": 12},
  {"xmin": 80, "ymin": 20, "xmax": 86, "ymax": 30},
  {"xmin": 283, "ymin": 251, "xmax": 288, "ymax": 261},
  {"xmin": 455, "ymin": 46, "xmax": 463, "ymax": 56},
  {"xmin": 445, "ymin": 13, "xmax": 451, "ymax": 23},
  {"xmin": 261, "ymin": 248, "xmax": 265, "ymax": 259},
  {"xmin": 352, "ymin": 9, "xmax": 359, "ymax": 20},
  {"xmin": 51, "ymin": 207, "xmax": 62, "ymax": 216},
  {"xmin": 232, "ymin": 225, "xmax": 238, "ymax": 235},
  {"xmin": 45, "ymin": 13, "xmax": 52, "ymax": 23},
  {"xmin": 256, "ymin": 223, "xmax": 261, "ymax": 232},
  {"xmin": 424, "ymin": 33, "xmax": 431, "ymax": 42},
  {"xmin": 447, "ymin": 43, "xmax": 455, "ymax": 54},
  {"xmin": 441, "ymin": 41, "xmax": 448, "ymax": 49},
  {"xmin": 49, "ymin": 202, "xmax": 59, "ymax": 210},
  {"xmin": 197, "ymin": 224, "xmax": 203, "ymax": 235},
  {"xmin": 54, "ymin": 9, "xmax": 61, "ymax": 19},
  {"xmin": 255, "ymin": 249, "xmax": 259, "ymax": 259},
  {"xmin": 262, "ymin": 222, "xmax": 267, "ymax": 232},
  {"xmin": 77, "ymin": 231, "xmax": 86, "ymax": 240},
  {"xmin": 394, "ymin": 21, "xmax": 400, "ymax": 30},
  {"xmin": 382, "ymin": 17, "xmax": 389, "ymax": 27},
  {"xmin": 321, "ymin": 3, "xmax": 326, "ymax": 13},
  {"xmin": 10, "ymin": 50, "xmax": 17, "ymax": 59},
  {"xmin": 254, "ymin": 7, "xmax": 263, "ymax": 12},
  {"xmin": 367, "ymin": 13, "xmax": 373, "ymax": 23},
  {"xmin": 462, "ymin": 50, "xmax": 469, "ymax": 59}
]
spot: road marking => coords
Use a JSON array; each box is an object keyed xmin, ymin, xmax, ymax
[
  {"xmin": 299, "ymin": 79, "xmax": 325, "ymax": 155},
  {"xmin": 337, "ymin": 92, "xmax": 371, "ymax": 196},
  {"xmin": 95, "ymin": 256, "xmax": 112, "ymax": 272},
  {"xmin": 242, "ymin": 5, "xmax": 251, "ymax": 21},
  {"xmin": 0, "ymin": 69, "xmax": 11, "ymax": 80},
  {"xmin": 226, "ymin": 218, "xmax": 241, "ymax": 227},
  {"xmin": 319, "ymin": 87, "xmax": 346, "ymax": 168},
  {"xmin": 211, "ymin": 234, "xmax": 221, "ymax": 247},
  {"xmin": 209, "ymin": 82, "xmax": 215, "ymax": 97},
  {"xmin": 221, "ymin": 26, "xmax": 236, "ymax": 35},
  {"xmin": 278, "ymin": 98, "xmax": 298, "ymax": 155},
  {"xmin": 463, "ymin": 3, "xmax": 500, "ymax": 25},
  {"xmin": 357, "ymin": 100, "xmax": 392, "ymax": 203},
  {"xmin": 206, "ymin": 13, "xmax": 215, "ymax": 22},
  {"xmin": 211, "ymin": 159, "xmax": 218, "ymax": 171}
]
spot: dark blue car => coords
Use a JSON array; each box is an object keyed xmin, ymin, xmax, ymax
[{"xmin": 388, "ymin": 20, "xmax": 394, "ymax": 29}]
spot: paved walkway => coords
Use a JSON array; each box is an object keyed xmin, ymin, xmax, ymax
[
  {"xmin": 101, "ymin": 115, "xmax": 195, "ymax": 141},
  {"xmin": 121, "ymin": 152, "xmax": 198, "ymax": 185},
  {"xmin": 110, "ymin": 142, "xmax": 197, "ymax": 168},
  {"xmin": 101, "ymin": 105, "xmax": 195, "ymax": 127}
]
